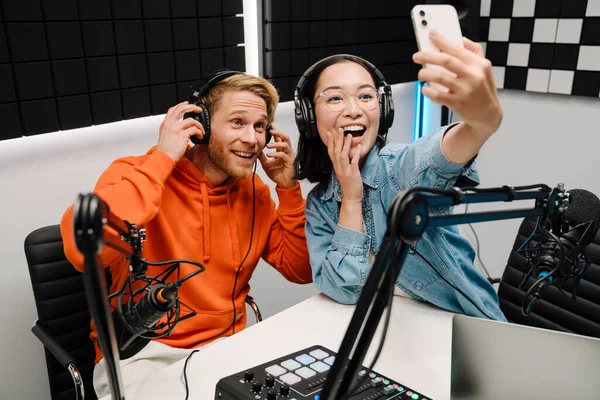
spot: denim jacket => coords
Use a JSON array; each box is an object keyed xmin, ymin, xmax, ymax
[{"xmin": 305, "ymin": 126, "xmax": 506, "ymax": 321}]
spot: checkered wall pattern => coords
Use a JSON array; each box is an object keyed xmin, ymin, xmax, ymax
[
  {"xmin": 480, "ymin": 0, "xmax": 600, "ymax": 97},
  {"xmin": 0, "ymin": 0, "xmax": 245, "ymax": 141}
]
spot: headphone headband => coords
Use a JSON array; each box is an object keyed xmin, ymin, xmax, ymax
[
  {"xmin": 293, "ymin": 54, "xmax": 395, "ymax": 141},
  {"xmin": 186, "ymin": 69, "xmax": 273, "ymax": 146},
  {"xmin": 294, "ymin": 54, "xmax": 389, "ymax": 101},
  {"xmin": 190, "ymin": 70, "xmax": 243, "ymax": 103}
]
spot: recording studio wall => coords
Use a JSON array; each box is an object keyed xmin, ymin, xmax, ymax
[
  {"xmin": 0, "ymin": 0, "xmax": 245, "ymax": 141},
  {"xmin": 261, "ymin": 0, "xmax": 481, "ymax": 102},
  {"xmin": 481, "ymin": 0, "xmax": 600, "ymax": 97}
]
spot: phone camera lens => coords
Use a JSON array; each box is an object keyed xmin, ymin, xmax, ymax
[
  {"xmin": 421, "ymin": 19, "xmax": 428, "ymax": 26},
  {"xmin": 419, "ymin": 10, "xmax": 425, "ymax": 16}
]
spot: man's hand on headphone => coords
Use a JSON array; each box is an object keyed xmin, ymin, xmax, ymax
[
  {"xmin": 158, "ymin": 101, "xmax": 205, "ymax": 162},
  {"xmin": 259, "ymin": 128, "xmax": 298, "ymax": 189}
]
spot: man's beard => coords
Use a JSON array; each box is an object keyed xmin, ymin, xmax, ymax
[{"xmin": 207, "ymin": 139, "xmax": 257, "ymax": 180}]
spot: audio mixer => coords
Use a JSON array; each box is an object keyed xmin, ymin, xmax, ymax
[{"xmin": 215, "ymin": 344, "xmax": 431, "ymax": 400}]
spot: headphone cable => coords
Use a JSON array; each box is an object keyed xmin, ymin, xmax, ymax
[{"xmin": 182, "ymin": 164, "xmax": 258, "ymax": 399}]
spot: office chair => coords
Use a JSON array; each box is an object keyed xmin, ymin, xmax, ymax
[
  {"xmin": 497, "ymin": 216, "xmax": 600, "ymax": 338},
  {"xmin": 25, "ymin": 224, "xmax": 263, "ymax": 400}
]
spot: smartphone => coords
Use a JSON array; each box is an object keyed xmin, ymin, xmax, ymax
[{"xmin": 411, "ymin": 5, "xmax": 464, "ymax": 92}]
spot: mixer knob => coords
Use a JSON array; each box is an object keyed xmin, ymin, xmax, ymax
[
  {"xmin": 267, "ymin": 388, "xmax": 278, "ymax": 400},
  {"xmin": 252, "ymin": 380, "xmax": 262, "ymax": 393},
  {"xmin": 244, "ymin": 370, "xmax": 254, "ymax": 382},
  {"xmin": 280, "ymin": 383, "xmax": 290, "ymax": 396},
  {"xmin": 265, "ymin": 374, "xmax": 275, "ymax": 387}
]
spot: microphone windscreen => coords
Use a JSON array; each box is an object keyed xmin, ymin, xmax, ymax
[{"xmin": 565, "ymin": 189, "xmax": 600, "ymax": 244}]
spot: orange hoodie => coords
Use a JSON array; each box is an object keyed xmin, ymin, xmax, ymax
[{"xmin": 60, "ymin": 147, "xmax": 312, "ymax": 363}]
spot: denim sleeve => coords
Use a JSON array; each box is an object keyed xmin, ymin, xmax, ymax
[
  {"xmin": 305, "ymin": 194, "xmax": 371, "ymax": 304},
  {"xmin": 389, "ymin": 124, "xmax": 480, "ymax": 191}
]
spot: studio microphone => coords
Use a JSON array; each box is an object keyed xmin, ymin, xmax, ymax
[
  {"xmin": 116, "ymin": 281, "xmax": 180, "ymax": 351},
  {"xmin": 521, "ymin": 189, "xmax": 600, "ymax": 315},
  {"xmin": 124, "ymin": 283, "xmax": 178, "ymax": 337}
]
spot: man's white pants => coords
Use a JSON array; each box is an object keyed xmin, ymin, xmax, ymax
[{"xmin": 93, "ymin": 339, "xmax": 224, "ymax": 398}]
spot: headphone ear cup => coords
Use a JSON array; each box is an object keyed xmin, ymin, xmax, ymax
[
  {"xmin": 379, "ymin": 95, "xmax": 386, "ymax": 135},
  {"xmin": 385, "ymin": 92, "xmax": 395, "ymax": 131},
  {"xmin": 302, "ymin": 98, "xmax": 317, "ymax": 140},
  {"xmin": 190, "ymin": 104, "xmax": 211, "ymax": 145},
  {"xmin": 378, "ymin": 90, "xmax": 395, "ymax": 137},
  {"xmin": 294, "ymin": 99, "xmax": 307, "ymax": 137},
  {"xmin": 265, "ymin": 125, "xmax": 272, "ymax": 147}
]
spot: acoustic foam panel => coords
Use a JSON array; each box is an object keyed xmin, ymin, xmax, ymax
[
  {"xmin": 0, "ymin": 0, "xmax": 245, "ymax": 141},
  {"xmin": 262, "ymin": 0, "xmax": 480, "ymax": 102}
]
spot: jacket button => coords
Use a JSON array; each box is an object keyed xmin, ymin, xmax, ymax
[
  {"xmin": 366, "ymin": 211, "xmax": 371, "ymax": 217},
  {"xmin": 363, "ymin": 243, "xmax": 369, "ymax": 249}
]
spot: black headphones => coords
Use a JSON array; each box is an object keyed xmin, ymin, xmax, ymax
[
  {"xmin": 184, "ymin": 69, "xmax": 273, "ymax": 146},
  {"xmin": 293, "ymin": 54, "xmax": 395, "ymax": 141}
]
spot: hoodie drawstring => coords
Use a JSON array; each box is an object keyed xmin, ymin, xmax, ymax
[
  {"xmin": 227, "ymin": 189, "xmax": 242, "ymax": 270},
  {"xmin": 201, "ymin": 182, "xmax": 211, "ymax": 263},
  {"xmin": 199, "ymin": 183, "xmax": 243, "ymax": 271}
]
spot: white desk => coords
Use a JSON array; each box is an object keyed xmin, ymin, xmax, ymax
[{"xmin": 109, "ymin": 294, "xmax": 455, "ymax": 399}]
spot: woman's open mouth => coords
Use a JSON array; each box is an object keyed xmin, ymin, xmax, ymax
[{"xmin": 343, "ymin": 124, "xmax": 366, "ymax": 137}]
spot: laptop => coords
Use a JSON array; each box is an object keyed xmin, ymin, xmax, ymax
[{"xmin": 451, "ymin": 314, "xmax": 600, "ymax": 400}]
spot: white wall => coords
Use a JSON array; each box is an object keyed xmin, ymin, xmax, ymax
[
  {"xmin": 0, "ymin": 80, "xmax": 416, "ymax": 399},
  {"xmin": 0, "ymin": 117, "xmax": 164, "ymax": 400},
  {"xmin": 461, "ymin": 89, "xmax": 600, "ymax": 281}
]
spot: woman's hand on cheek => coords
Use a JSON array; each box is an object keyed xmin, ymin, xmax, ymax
[{"xmin": 326, "ymin": 128, "xmax": 363, "ymax": 205}]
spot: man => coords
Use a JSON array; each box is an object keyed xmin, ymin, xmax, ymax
[{"xmin": 60, "ymin": 72, "xmax": 312, "ymax": 396}]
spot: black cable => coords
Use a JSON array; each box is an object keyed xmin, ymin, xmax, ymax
[
  {"xmin": 517, "ymin": 216, "xmax": 542, "ymax": 253},
  {"xmin": 466, "ymin": 223, "xmax": 492, "ymax": 279},
  {"xmin": 115, "ymin": 274, "xmax": 197, "ymax": 342},
  {"xmin": 231, "ymin": 163, "xmax": 258, "ymax": 335},
  {"xmin": 125, "ymin": 255, "xmax": 206, "ymax": 284},
  {"xmin": 129, "ymin": 255, "xmax": 206, "ymax": 269},
  {"xmin": 412, "ymin": 247, "xmax": 494, "ymax": 320},
  {"xmin": 521, "ymin": 227, "xmax": 565, "ymax": 316},
  {"xmin": 182, "ymin": 349, "xmax": 200, "ymax": 400},
  {"xmin": 464, "ymin": 203, "xmax": 492, "ymax": 280},
  {"xmin": 109, "ymin": 254, "xmax": 207, "ymax": 348},
  {"xmin": 522, "ymin": 270, "xmax": 556, "ymax": 316},
  {"xmin": 380, "ymin": 188, "xmax": 495, "ymax": 319},
  {"xmin": 182, "ymin": 166, "xmax": 258, "ymax": 399}
]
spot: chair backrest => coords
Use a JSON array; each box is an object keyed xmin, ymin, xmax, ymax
[
  {"xmin": 498, "ymin": 216, "xmax": 600, "ymax": 338},
  {"xmin": 25, "ymin": 225, "xmax": 97, "ymax": 400}
]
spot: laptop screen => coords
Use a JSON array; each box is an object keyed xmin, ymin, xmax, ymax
[{"xmin": 451, "ymin": 314, "xmax": 600, "ymax": 400}]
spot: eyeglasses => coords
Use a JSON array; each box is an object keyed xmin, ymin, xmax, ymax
[{"xmin": 313, "ymin": 87, "xmax": 381, "ymax": 112}]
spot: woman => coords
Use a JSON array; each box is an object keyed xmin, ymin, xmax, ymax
[{"xmin": 293, "ymin": 30, "xmax": 506, "ymax": 320}]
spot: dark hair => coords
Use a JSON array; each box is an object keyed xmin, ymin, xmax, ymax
[{"xmin": 294, "ymin": 55, "xmax": 388, "ymax": 186}]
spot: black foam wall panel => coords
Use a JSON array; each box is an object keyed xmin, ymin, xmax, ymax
[
  {"xmin": 0, "ymin": 0, "xmax": 245, "ymax": 141},
  {"xmin": 262, "ymin": 0, "xmax": 480, "ymax": 102}
]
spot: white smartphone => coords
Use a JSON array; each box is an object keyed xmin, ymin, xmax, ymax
[{"xmin": 411, "ymin": 5, "xmax": 464, "ymax": 92}]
